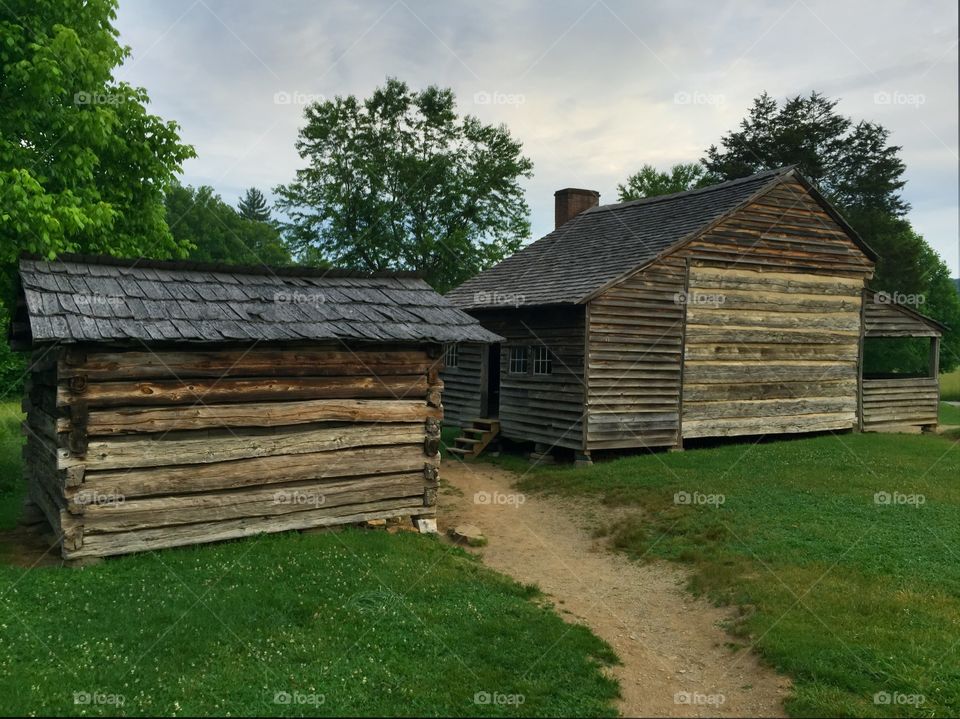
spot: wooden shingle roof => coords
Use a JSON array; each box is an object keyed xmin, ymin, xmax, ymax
[
  {"xmin": 14, "ymin": 255, "xmax": 502, "ymax": 346},
  {"xmin": 446, "ymin": 167, "xmax": 873, "ymax": 309}
]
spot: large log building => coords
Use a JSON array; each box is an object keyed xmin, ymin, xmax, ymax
[
  {"xmin": 10, "ymin": 255, "xmax": 499, "ymax": 559},
  {"xmin": 441, "ymin": 167, "xmax": 945, "ymax": 461}
]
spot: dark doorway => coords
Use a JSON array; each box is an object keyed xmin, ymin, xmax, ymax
[{"xmin": 484, "ymin": 343, "xmax": 501, "ymax": 418}]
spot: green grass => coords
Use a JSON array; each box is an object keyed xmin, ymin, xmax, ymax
[
  {"xmin": 939, "ymin": 401, "xmax": 960, "ymax": 425},
  {"xmin": 0, "ymin": 401, "xmax": 25, "ymax": 530},
  {"xmin": 489, "ymin": 432, "xmax": 960, "ymax": 718},
  {"xmin": 941, "ymin": 367, "xmax": 960, "ymax": 402},
  {"xmin": 0, "ymin": 404, "xmax": 619, "ymax": 717}
]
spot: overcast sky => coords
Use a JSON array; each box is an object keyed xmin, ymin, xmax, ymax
[{"xmin": 114, "ymin": 0, "xmax": 959, "ymax": 273}]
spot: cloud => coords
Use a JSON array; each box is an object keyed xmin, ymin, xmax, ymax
[{"xmin": 115, "ymin": 0, "xmax": 959, "ymax": 272}]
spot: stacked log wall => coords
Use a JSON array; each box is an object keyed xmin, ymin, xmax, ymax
[{"xmin": 22, "ymin": 342, "xmax": 442, "ymax": 559}]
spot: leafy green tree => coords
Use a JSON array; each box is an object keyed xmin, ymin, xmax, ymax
[
  {"xmin": 0, "ymin": 0, "xmax": 195, "ymax": 286},
  {"xmin": 701, "ymin": 91, "xmax": 959, "ymax": 372},
  {"xmin": 275, "ymin": 78, "xmax": 533, "ymax": 292},
  {"xmin": 0, "ymin": 0, "xmax": 193, "ymax": 394},
  {"xmin": 237, "ymin": 187, "xmax": 272, "ymax": 223},
  {"xmin": 166, "ymin": 184, "xmax": 291, "ymax": 266},
  {"xmin": 616, "ymin": 163, "xmax": 704, "ymax": 201}
]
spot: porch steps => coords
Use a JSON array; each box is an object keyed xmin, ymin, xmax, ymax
[{"xmin": 447, "ymin": 418, "xmax": 500, "ymax": 459}]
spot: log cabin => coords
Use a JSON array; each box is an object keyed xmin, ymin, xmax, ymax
[
  {"xmin": 9, "ymin": 254, "xmax": 500, "ymax": 559},
  {"xmin": 441, "ymin": 167, "xmax": 945, "ymax": 462}
]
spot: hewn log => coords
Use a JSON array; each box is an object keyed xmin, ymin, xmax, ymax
[
  {"xmin": 58, "ymin": 347, "xmax": 433, "ymax": 380},
  {"xmin": 59, "ymin": 422, "xmax": 425, "ymax": 470},
  {"xmin": 65, "ymin": 498, "xmax": 428, "ymax": 559},
  {"xmin": 76, "ymin": 473, "xmax": 429, "ymax": 532},
  {"xmin": 73, "ymin": 444, "xmax": 438, "ymax": 499},
  {"xmin": 57, "ymin": 375, "xmax": 430, "ymax": 408},
  {"xmin": 63, "ymin": 398, "xmax": 439, "ymax": 436}
]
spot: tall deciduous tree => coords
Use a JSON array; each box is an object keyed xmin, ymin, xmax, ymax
[
  {"xmin": 275, "ymin": 78, "xmax": 533, "ymax": 292},
  {"xmin": 166, "ymin": 184, "xmax": 291, "ymax": 267},
  {"xmin": 237, "ymin": 188, "xmax": 272, "ymax": 223},
  {"xmin": 701, "ymin": 91, "xmax": 960, "ymax": 371},
  {"xmin": 0, "ymin": 0, "xmax": 195, "ymax": 299},
  {"xmin": 617, "ymin": 163, "xmax": 704, "ymax": 201}
]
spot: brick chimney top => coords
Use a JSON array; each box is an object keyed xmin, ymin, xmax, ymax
[{"xmin": 554, "ymin": 188, "xmax": 600, "ymax": 229}]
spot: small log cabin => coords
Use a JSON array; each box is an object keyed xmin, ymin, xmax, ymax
[
  {"xmin": 442, "ymin": 167, "xmax": 945, "ymax": 461},
  {"xmin": 10, "ymin": 254, "xmax": 499, "ymax": 559}
]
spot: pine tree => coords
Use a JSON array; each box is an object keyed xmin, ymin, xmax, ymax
[{"xmin": 237, "ymin": 187, "xmax": 272, "ymax": 223}]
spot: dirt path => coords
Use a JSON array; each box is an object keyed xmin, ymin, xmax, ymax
[{"xmin": 439, "ymin": 459, "xmax": 790, "ymax": 718}]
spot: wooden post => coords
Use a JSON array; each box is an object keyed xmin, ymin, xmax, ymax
[{"xmin": 855, "ymin": 288, "xmax": 867, "ymax": 432}]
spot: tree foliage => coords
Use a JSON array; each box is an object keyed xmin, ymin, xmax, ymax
[
  {"xmin": 701, "ymin": 92, "xmax": 960, "ymax": 372},
  {"xmin": 0, "ymin": 0, "xmax": 195, "ymax": 297},
  {"xmin": 276, "ymin": 78, "xmax": 533, "ymax": 292},
  {"xmin": 237, "ymin": 187, "xmax": 272, "ymax": 223},
  {"xmin": 616, "ymin": 163, "xmax": 704, "ymax": 201},
  {"xmin": 166, "ymin": 184, "xmax": 291, "ymax": 267}
]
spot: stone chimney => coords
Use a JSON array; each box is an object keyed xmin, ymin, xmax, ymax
[{"xmin": 554, "ymin": 188, "xmax": 600, "ymax": 229}]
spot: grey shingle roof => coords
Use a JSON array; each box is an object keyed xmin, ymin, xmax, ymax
[
  {"xmin": 16, "ymin": 255, "xmax": 502, "ymax": 346},
  {"xmin": 446, "ymin": 167, "xmax": 794, "ymax": 309}
]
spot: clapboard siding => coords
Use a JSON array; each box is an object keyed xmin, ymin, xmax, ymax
[
  {"xmin": 440, "ymin": 343, "xmax": 483, "ymax": 427},
  {"xmin": 861, "ymin": 378, "xmax": 939, "ymax": 431},
  {"xmin": 585, "ymin": 256, "xmax": 686, "ymax": 449},
  {"xmin": 681, "ymin": 266, "xmax": 862, "ymax": 438},
  {"xmin": 472, "ymin": 307, "xmax": 584, "ymax": 450},
  {"xmin": 682, "ymin": 180, "xmax": 875, "ymax": 278},
  {"xmin": 863, "ymin": 296, "xmax": 940, "ymax": 337}
]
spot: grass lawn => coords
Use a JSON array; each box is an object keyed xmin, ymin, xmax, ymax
[
  {"xmin": 940, "ymin": 401, "xmax": 960, "ymax": 426},
  {"xmin": 488, "ymin": 430, "xmax": 960, "ymax": 718},
  {"xmin": 941, "ymin": 367, "xmax": 960, "ymax": 402},
  {"xmin": 0, "ymin": 402, "xmax": 619, "ymax": 717}
]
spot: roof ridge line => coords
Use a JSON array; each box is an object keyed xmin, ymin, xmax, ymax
[
  {"xmin": 586, "ymin": 166, "xmax": 795, "ymax": 214},
  {"xmin": 18, "ymin": 252, "xmax": 424, "ymax": 281}
]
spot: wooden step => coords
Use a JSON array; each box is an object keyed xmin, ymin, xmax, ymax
[
  {"xmin": 462, "ymin": 427, "xmax": 488, "ymax": 436},
  {"xmin": 446, "ymin": 446, "xmax": 472, "ymax": 456},
  {"xmin": 470, "ymin": 418, "xmax": 499, "ymax": 428},
  {"xmin": 456, "ymin": 437, "xmax": 480, "ymax": 446}
]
